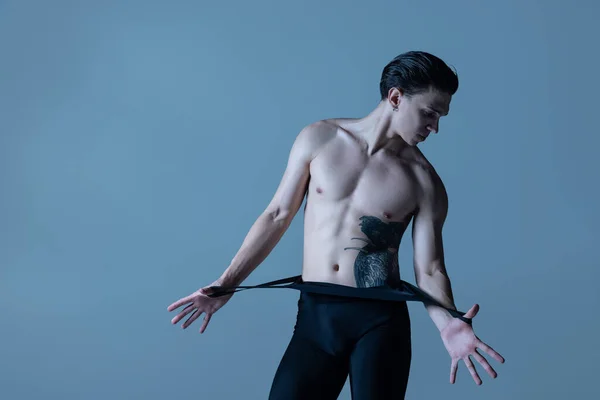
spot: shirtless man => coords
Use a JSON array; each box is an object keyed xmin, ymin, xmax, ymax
[{"xmin": 168, "ymin": 51, "xmax": 505, "ymax": 399}]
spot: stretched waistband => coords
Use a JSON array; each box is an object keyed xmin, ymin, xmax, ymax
[{"xmin": 207, "ymin": 275, "xmax": 472, "ymax": 324}]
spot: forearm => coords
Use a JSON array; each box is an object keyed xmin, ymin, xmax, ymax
[
  {"xmin": 416, "ymin": 269, "xmax": 458, "ymax": 332},
  {"xmin": 218, "ymin": 211, "xmax": 290, "ymax": 287}
]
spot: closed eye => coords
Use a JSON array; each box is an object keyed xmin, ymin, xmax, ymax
[{"xmin": 421, "ymin": 109, "xmax": 436, "ymax": 119}]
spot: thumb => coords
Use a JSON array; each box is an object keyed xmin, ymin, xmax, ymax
[
  {"xmin": 200, "ymin": 286, "xmax": 216, "ymax": 296},
  {"xmin": 464, "ymin": 303, "xmax": 480, "ymax": 319}
]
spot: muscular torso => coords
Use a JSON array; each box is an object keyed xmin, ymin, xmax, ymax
[{"xmin": 301, "ymin": 119, "xmax": 432, "ymax": 288}]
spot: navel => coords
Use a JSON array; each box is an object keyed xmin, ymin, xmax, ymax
[
  {"xmin": 383, "ymin": 212, "xmax": 392, "ymax": 219},
  {"xmin": 332, "ymin": 264, "xmax": 339, "ymax": 272},
  {"xmin": 316, "ymin": 187, "xmax": 323, "ymax": 194}
]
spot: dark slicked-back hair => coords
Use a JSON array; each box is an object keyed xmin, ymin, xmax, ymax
[{"xmin": 379, "ymin": 51, "xmax": 459, "ymax": 99}]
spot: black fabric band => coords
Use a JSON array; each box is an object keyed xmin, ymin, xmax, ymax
[{"xmin": 208, "ymin": 275, "xmax": 471, "ymax": 325}]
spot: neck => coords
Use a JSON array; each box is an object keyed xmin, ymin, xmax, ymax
[{"xmin": 351, "ymin": 101, "xmax": 410, "ymax": 156}]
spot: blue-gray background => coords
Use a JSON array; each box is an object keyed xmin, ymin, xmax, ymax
[{"xmin": 1, "ymin": 0, "xmax": 598, "ymax": 399}]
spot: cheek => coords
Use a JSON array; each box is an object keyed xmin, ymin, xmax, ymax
[
  {"xmin": 407, "ymin": 114, "xmax": 424, "ymax": 130},
  {"xmin": 396, "ymin": 110, "xmax": 422, "ymax": 132}
]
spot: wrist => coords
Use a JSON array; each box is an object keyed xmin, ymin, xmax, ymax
[
  {"xmin": 426, "ymin": 304, "xmax": 453, "ymax": 332},
  {"xmin": 218, "ymin": 270, "xmax": 242, "ymax": 287}
]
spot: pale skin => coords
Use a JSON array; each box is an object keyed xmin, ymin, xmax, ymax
[{"xmin": 168, "ymin": 86, "xmax": 505, "ymax": 386}]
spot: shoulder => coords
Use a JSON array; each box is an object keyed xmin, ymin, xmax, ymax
[
  {"xmin": 299, "ymin": 119, "xmax": 338, "ymax": 138},
  {"xmin": 410, "ymin": 148, "xmax": 448, "ymax": 210},
  {"xmin": 291, "ymin": 120, "xmax": 339, "ymax": 161}
]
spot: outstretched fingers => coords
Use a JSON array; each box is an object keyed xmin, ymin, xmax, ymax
[
  {"xmin": 464, "ymin": 356, "xmax": 482, "ymax": 385},
  {"xmin": 182, "ymin": 309, "xmax": 202, "ymax": 329},
  {"xmin": 472, "ymin": 349, "xmax": 497, "ymax": 379},
  {"xmin": 450, "ymin": 358, "xmax": 459, "ymax": 384},
  {"xmin": 171, "ymin": 303, "xmax": 196, "ymax": 325},
  {"xmin": 199, "ymin": 313, "xmax": 212, "ymax": 334},
  {"xmin": 168, "ymin": 294, "xmax": 194, "ymax": 312},
  {"xmin": 477, "ymin": 339, "xmax": 505, "ymax": 364}
]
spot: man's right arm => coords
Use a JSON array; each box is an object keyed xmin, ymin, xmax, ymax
[{"xmin": 217, "ymin": 121, "xmax": 334, "ymax": 287}]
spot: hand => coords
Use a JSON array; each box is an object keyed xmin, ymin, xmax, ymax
[
  {"xmin": 167, "ymin": 280, "xmax": 233, "ymax": 334},
  {"xmin": 440, "ymin": 304, "xmax": 505, "ymax": 385}
]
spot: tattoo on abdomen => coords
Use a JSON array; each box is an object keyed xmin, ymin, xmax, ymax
[{"xmin": 343, "ymin": 216, "xmax": 405, "ymax": 288}]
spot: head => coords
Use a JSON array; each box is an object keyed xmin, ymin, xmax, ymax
[{"xmin": 379, "ymin": 51, "xmax": 459, "ymax": 145}]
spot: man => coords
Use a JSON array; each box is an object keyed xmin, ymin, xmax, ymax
[{"xmin": 168, "ymin": 51, "xmax": 505, "ymax": 399}]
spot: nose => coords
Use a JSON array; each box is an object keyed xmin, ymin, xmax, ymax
[{"xmin": 428, "ymin": 121, "xmax": 439, "ymax": 134}]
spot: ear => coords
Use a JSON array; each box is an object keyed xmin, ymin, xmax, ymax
[{"xmin": 387, "ymin": 87, "xmax": 404, "ymax": 108}]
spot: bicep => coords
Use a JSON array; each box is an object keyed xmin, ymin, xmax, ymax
[
  {"xmin": 412, "ymin": 173, "xmax": 448, "ymax": 278},
  {"xmin": 265, "ymin": 152, "xmax": 310, "ymax": 222},
  {"xmin": 265, "ymin": 124, "xmax": 329, "ymax": 222}
]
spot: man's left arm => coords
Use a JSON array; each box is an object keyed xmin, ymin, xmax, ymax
[
  {"xmin": 411, "ymin": 167, "xmax": 505, "ymax": 385},
  {"xmin": 411, "ymin": 168, "xmax": 457, "ymax": 332}
]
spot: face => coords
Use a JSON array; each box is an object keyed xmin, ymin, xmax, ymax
[{"xmin": 391, "ymin": 87, "xmax": 451, "ymax": 146}]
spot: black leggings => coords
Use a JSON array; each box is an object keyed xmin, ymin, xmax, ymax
[{"xmin": 268, "ymin": 290, "xmax": 412, "ymax": 400}]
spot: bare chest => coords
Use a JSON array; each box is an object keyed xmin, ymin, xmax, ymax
[{"xmin": 308, "ymin": 140, "xmax": 421, "ymax": 217}]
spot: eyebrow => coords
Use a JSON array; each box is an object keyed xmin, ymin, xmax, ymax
[{"xmin": 429, "ymin": 106, "xmax": 448, "ymax": 116}]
